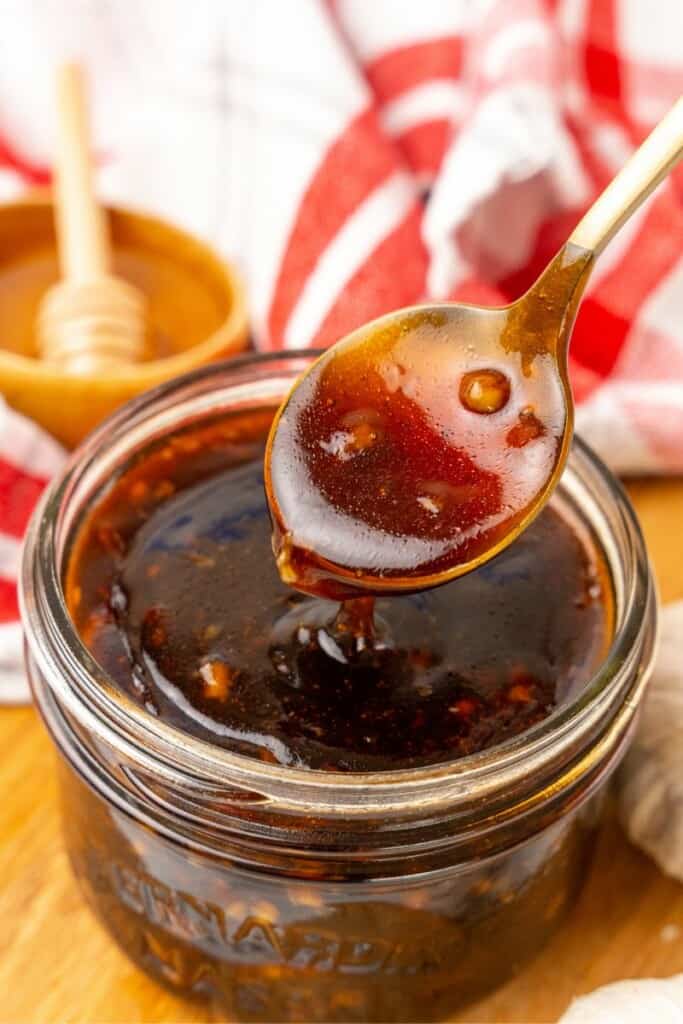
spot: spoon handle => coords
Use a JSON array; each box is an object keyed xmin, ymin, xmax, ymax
[{"xmin": 569, "ymin": 96, "xmax": 683, "ymax": 255}]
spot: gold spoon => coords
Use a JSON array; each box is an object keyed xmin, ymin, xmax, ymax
[{"xmin": 265, "ymin": 97, "xmax": 683, "ymax": 600}]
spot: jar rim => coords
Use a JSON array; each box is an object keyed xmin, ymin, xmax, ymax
[{"xmin": 21, "ymin": 350, "xmax": 657, "ymax": 819}]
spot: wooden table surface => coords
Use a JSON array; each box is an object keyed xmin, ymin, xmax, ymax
[{"xmin": 2, "ymin": 478, "xmax": 683, "ymax": 1024}]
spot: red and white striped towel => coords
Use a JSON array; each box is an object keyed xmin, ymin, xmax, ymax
[
  {"xmin": 1, "ymin": 0, "xmax": 682, "ymax": 703},
  {"xmin": 0, "ymin": 399, "xmax": 65, "ymax": 702}
]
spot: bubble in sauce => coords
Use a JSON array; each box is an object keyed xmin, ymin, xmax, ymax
[{"xmin": 459, "ymin": 368, "xmax": 511, "ymax": 415}]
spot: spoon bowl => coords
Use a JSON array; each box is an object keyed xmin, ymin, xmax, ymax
[{"xmin": 265, "ymin": 245, "xmax": 593, "ymax": 598}]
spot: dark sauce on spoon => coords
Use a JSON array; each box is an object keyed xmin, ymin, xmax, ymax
[
  {"xmin": 66, "ymin": 411, "xmax": 612, "ymax": 772},
  {"xmin": 266, "ymin": 309, "xmax": 566, "ymax": 599}
]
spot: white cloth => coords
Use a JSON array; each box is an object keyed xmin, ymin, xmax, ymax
[{"xmin": 559, "ymin": 974, "xmax": 683, "ymax": 1022}]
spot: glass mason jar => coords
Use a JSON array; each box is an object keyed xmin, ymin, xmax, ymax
[{"xmin": 21, "ymin": 353, "xmax": 657, "ymax": 1023}]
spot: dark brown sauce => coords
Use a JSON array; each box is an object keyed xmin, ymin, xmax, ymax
[
  {"xmin": 266, "ymin": 309, "xmax": 566, "ymax": 599},
  {"xmin": 66, "ymin": 411, "xmax": 613, "ymax": 772}
]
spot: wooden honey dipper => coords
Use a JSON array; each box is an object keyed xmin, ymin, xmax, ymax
[{"xmin": 37, "ymin": 63, "xmax": 147, "ymax": 373}]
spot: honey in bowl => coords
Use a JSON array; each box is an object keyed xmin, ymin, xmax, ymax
[{"xmin": 0, "ymin": 200, "xmax": 247, "ymax": 447}]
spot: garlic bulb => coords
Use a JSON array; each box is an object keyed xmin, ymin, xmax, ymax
[
  {"xmin": 619, "ymin": 601, "xmax": 683, "ymax": 881},
  {"xmin": 559, "ymin": 974, "xmax": 683, "ymax": 1022}
]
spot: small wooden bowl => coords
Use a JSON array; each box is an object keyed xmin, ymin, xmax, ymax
[{"xmin": 0, "ymin": 198, "xmax": 248, "ymax": 448}]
